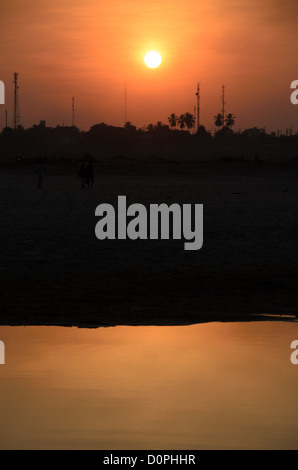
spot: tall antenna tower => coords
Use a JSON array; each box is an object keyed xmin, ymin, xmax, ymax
[
  {"xmin": 194, "ymin": 105, "xmax": 196, "ymax": 132},
  {"xmin": 124, "ymin": 83, "xmax": 127, "ymax": 125},
  {"xmin": 72, "ymin": 96, "xmax": 75, "ymax": 127},
  {"xmin": 196, "ymin": 82, "xmax": 200, "ymax": 131},
  {"xmin": 221, "ymin": 85, "xmax": 225, "ymax": 124},
  {"xmin": 13, "ymin": 73, "xmax": 21, "ymax": 129}
]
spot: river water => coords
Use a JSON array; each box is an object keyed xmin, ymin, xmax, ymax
[{"xmin": 0, "ymin": 320, "xmax": 298, "ymax": 449}]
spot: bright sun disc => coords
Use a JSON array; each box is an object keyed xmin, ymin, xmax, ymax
[{"xmin": 144, "ymin": 51, "xmax": 162, "ymax": 68}]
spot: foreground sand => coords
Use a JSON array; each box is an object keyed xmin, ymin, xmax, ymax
[{"xmin": 0, "ymin": 160, "xmax": 297, "ymax": 327}]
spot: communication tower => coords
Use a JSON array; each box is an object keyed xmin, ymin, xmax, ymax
[
  {"xmin": 13, "ymin": 73, "xmax": 21, "ymax": 129},
  {"xmin": 196, "ymin": 82, "xmax": 200, "ymax": 131}
]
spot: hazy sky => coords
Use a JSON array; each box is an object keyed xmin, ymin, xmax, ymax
[{"xmin": 0, "ymin": 0, "xmax": 297, "ymax": 131}]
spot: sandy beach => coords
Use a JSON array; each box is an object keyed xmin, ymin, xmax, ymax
[{"xmin": 0, "ymin": 160, "xmax": 297, "ymax": 327}]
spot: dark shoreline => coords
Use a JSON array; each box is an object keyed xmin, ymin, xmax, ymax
[{"xmin": 0, "ymin": 313, "xmax": 297, "ymax": 329}]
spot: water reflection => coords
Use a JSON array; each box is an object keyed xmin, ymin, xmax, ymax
[{"xmin": 0, "ymin": 321, "xmax": 298, "ymax": 449}]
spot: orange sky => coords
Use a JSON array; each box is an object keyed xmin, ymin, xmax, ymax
[{"xmin": 0, "ymin": 0, "xmax": 297, "ymax": 131}]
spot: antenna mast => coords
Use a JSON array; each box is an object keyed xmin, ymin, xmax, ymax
[
  {"xmin": 221, "ymin": 85, "xmax": 225, "ymax": 124},
  {"xmin": 196, "ymin": 82, "xmax": 200, "ymax": 131},
  {"xmin": 72, "ymin": 96, "xmax": 75, "ymax": 127},
  {"xmin": 13, "ymin": 73, "xmax": 21, "ymax": 129},
  {"xmin": 124, "ymin": 83, "xmax": 127, "ymax": 125}
]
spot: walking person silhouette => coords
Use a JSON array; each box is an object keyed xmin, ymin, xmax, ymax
[
  {"xmin": 78, "ymin": 163, "xmax": 87, "ymax": 188},
  {"xmin": 86, "ymin": 162, "xmax": 94, "ymax": 188},
  {"xmin": 35, "ymin": 158, "xmax": 45, "ymax": 188}
]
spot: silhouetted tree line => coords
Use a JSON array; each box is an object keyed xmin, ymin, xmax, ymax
[{"xmin": 0, "ymin": 119, "xmax": 297, "ymax": 162}]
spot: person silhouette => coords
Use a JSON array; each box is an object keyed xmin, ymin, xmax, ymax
[
  {"xmin": 35, "ymin": 158, "xmax": 45, "ymax": 188},
  {"xmin": 78, "ymin": 163, "xmax": 87, "ymax": 188},
  {"xmin": 86, "ymin": 162, "xmax": 94, "ymax": 188}
]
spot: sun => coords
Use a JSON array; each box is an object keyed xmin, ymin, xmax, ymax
[{"xmin": 144, "ymin": 51, "xmax": 162, "ymax": 69}]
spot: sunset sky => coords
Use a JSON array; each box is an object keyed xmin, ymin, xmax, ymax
[{"xmin": 0, "ymin": 0, "xmax": 297, "ymax": 132}]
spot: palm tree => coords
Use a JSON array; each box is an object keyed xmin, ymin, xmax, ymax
[
  {"xmin": 184, "ymin": 112, "xmax": 195, "ymax": 131},
  {"xmin": 168, "ymin": 113, "xmax": 178, "ymax": 130},
  {"xmin": 178, "ymin": 113, "xmax": 186, "ymax": 129},
  {"xmin": 225, "ymin": 113, "xmax": 235, "ymax": 128},
  {"xmin": 214, "ymin": 113, "xmax": 224, "ymax": 128}
]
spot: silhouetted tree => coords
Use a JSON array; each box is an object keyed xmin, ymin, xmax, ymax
[
  {"xmin": 124, "ymin": 121, "xmax": 136, "ymax": 132},
  {"xmin": 215, "ymin": 126, "xmax": 234, "ymax": 138},
  {"xmin": 146, "ymin": 123, "xmax": 154, "ymax": 133},
  {"xmin": 1, "ymin": 127, "xmax": 15, "ymax": 140},
  {"xmin": 242, "ymin": 127, "xmax": 265, "ymax": 138},
  {"xmin": 184, "ymin": 112, "xmax": 195, "ymax": 131},
  {"xmin": 178, "ymin": 114, "xmax": 186, "ymax": 129},
  {"xmin": 168, "ymin": 113, "xmax": 178, "ymax": 130},
  {"xmin": 196, "ymin": 125, "xmax": 212, "ymax": 140},
  {"xmin": 214, "ymin": 113, "xmax": 224, "ymax": 128},
  {"xmin": 225, "ymin": 113, "xmax": 235, "ymax": 128},
  {"xmin": 153, "ymin": 121, "xmax": 170, "ymax": 135},
  {"xmin": 155, "ymin": 121, "xmax": 164, "ymax": 130},
  {"xmin": 89, "ymin": 123, "xmax": 109, "ymax": 136}
]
